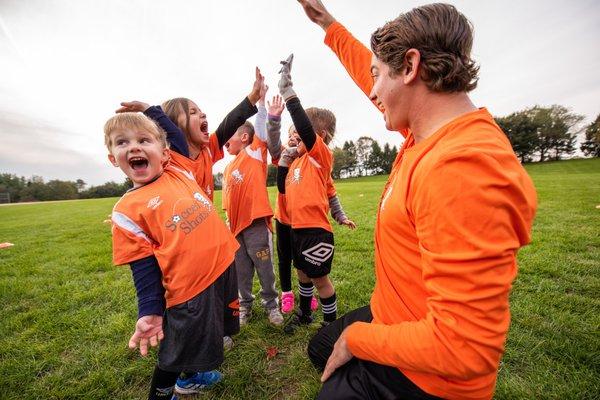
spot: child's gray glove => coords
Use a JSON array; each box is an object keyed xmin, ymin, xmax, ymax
[
  {"xmin": 279, "ymin": 146, "xmax": 299, "ymax": 168},
  {"xmin": 278, "ymin": 54, "xmax": 297, "ymax": 101}
]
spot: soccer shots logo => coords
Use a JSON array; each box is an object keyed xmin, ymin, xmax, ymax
[{"xmin": 165, "ymin": 192, "xmax": 213, "ymax": 234}]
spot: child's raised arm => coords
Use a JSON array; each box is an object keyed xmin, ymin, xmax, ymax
[
  {"xmin": 116, "ymin": 101, "xmax": 189, "ymax": 157},
  {"xmin": 215, "ymin": 67, "xmax": 264, "ymax": 148},
  {"xmin": 278, "ymin": 54, "xmax": 317, "ymax": 151},
  {"xmin": 254, "ymin": 83, "xmax": 269, "ymax": 142},
  {"xmin": 266, "ymin": 95, "xmax": 285, "ymax": 160}
]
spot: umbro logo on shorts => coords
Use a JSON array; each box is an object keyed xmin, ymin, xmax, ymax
[{"xmin": 302, "ymin": 242, "xmax": 334, "ymax": 265}]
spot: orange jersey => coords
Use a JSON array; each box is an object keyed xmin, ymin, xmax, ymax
[
  {"xmin": 111, "ymin": 165, "xmax": 239, "ymax": 308},
  {"xmin": 326, "ymin": 22, "xmax": 537, "ymax": 400},
  {"xmin": 168, "ymin": 133, "xmax": 224, "ymax": 201},
  {"xmin": 274, "ymin": 193, "xmax": 290, "ymax": 225},
  {"xmin": 222, "ymin": 136, "xmax": 273, "ymax": 237},
  {"xmin": 285, "ymin": 135, "xmax": 333, "ymax": 232}
]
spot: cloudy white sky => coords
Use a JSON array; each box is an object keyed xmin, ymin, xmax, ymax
[{"xmin": 1, "ymin": 0, "xmax": 599, "ymax": 186}]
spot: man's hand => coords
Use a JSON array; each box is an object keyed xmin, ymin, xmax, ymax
[
  {"xmin": 297, "ymin": 0, "xmax": 336, "ymax": 31},
  {"xmin": 128, "ymin": 315, "xmax": 164, "ymax": 357},
  {"xmin": 341, "ymin": 218, "xmax": 357, "ymax": 230},
  {"xmin": 248, "ymin": 67, "xmax": 265, "ymax": 105},
  {"xmin": 278, "ymin": 54, "xmax": 297, "ymax": 101},
  {"xmin": 116, "ymin": 101, "xmax": 150, "ymax": 113},
  {"xmin": 321, "ymin": 327, "xmax": 353, "ymax": 382},
  {"xmin": 267, "ymin": 95, "xmax": 285, "ymax": 117}
]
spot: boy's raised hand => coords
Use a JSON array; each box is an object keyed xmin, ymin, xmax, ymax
[
  {"xmin": 259, "ymin": 83, "xmax": 269, "ymax": 106},
  {"xmin": 278, "ymin": 54, "xmax": 296, "ymax": 101},
  {"xmin": 128, "ymin": 315, "xmax": 164, "ymax": 357},
  {"xmin": 267, "ymin": 95, "xmax": 285, "ymax": 117},
  {"xmin": 248, "ymin": 67, "xmax": 265, "ymax": 105},
  {"xmin": 116, "ymin": 101, "xmax": 150, "ymax": 113}
]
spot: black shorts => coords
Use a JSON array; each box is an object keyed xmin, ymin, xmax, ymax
[
  {"xmin": 157, "ymin": 263, "xmax": 239, "ymax": 372},
  {"xmin": 291, "ymin": 227, "xmax": 334, "ymax": 278}
]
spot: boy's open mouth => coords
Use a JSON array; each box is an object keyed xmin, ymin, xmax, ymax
[
  {"xmin": 201, "ymin": 121, "xmax": 208, "ymax": 133},
  {"xmin": 129, "ymin": 156, "xmax": 148, "ymax": 170}
]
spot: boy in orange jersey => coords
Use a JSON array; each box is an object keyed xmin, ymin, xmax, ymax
[
  {"xmin": 266, "ymin": 97, "xmax": 355, "ymax": 315},
  {"xmin": 275, "ymin": 55, "xmax": 355, "ymax": 333},
  {"xmin": 105, "ymin": 112, "xmax": 240, "ymax": 399},
  {"xmin": 298, "ymin": 1, "xmax": 537, "ymax": 400},
  {"xmin": 221, "ymin": 87, "xmax": 284, "ymax": 326}
]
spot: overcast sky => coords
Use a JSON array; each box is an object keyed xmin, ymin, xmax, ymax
[{"xmin": 1, "ymin": 0, "xmax": 599, "ymax": 186}]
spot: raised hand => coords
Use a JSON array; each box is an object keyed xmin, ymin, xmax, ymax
[
  {"xmin": 279, "ymin": 146, "xmax": 299, "ymax": 168},
  {"xmin": 297, "ymin": 0, "xmax": 336, "ymax": 31},
  {"xmin": 248, "ymin": 67, "xmax": 265, "ymax": 105},
  {"xmin": 116, "ymin": 101, "xmax": 150, "ymax": 113},
  {"xmin": 278, "ymin": 54, "xmax": 296, "ymax": 101},
  {"xmin": 259, "ymin": 83, "xmax": 269, "ymax": 106},
  {"xmin": 128, "ymin": 315, "xmax": 164, "ymax": 357},
  {"xmin": 267, "ymin": 95, "xmax": 285, "ymax": 117}
]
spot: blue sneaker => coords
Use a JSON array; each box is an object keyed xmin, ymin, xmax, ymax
[{"xmin": 175, "ymin": 370, "xmax": 223, "ymax": 394}]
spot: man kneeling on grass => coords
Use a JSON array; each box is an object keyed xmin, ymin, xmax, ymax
[{"xmin": 298, "ymin": 1, "xmax": 537, "ymax": 399}]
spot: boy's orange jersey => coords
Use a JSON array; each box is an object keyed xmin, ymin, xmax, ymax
[
  {"xmin": 222, "ymin": 136, "xmax": 273, "ymax": 237},
  {"xmin": 285, "ymin": 135, "xmax": 333, "ymax": 232},
  {"xmin": 326, "ymin": 22, "xmax": 537, "ymax": 400},
  {"xmin": 168, "ymin": 133, "xmax": 224, "ymax": 201},
  {"xmin": 111, "ymin": 165, "xmax": 238, "ymax": 308}
]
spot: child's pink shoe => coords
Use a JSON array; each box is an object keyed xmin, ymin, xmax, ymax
[
  {"xmin": 281, "ymin": 291, "xmax": 295, "ymax": 314},
  {"xmin": 311, "ymin": 296, "xmax": 319, "ymax": 311}
]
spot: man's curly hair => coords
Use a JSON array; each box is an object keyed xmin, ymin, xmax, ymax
[{"xmin": 371, "ymin": 3, "xmax": 479, "ymax": 93}]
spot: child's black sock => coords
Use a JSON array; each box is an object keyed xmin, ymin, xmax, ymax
[
  {"xmin": 298, "ymin": 281, "xmax": 314, "ymax": 316},
  {"xmin": 148, "ymin": 365, "xmax": 179, "ymax": 400},
  {"xmin": 320, "ymin": 292, "xmax": 337, "ymax": 322}
]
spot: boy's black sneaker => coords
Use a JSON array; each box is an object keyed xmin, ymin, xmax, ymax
[{"xmin": 283, "ymin": 311, "xmax": 313, "ymax": 334}]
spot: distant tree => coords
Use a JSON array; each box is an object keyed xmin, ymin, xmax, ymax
[
  {"xmin": 355, "ymin": 136, "xmax": 375, "ymax": 176},
  {"xmin": 341, "ymin": 140, "xmax": 357, "ymax": 177},
  {"xmin": 75, "ymin": 179, "xmax": 86, "ymax": 192},
  {"xmin": 381, "ymin": 143, "xmax": 398, "ymax": 174},
  {"xmin": 366, "ymin": 141, "xmax": 385, "ymax": 175},
  {"xmin": 580, "ymin": 114, "xmax": 600, "ymax": 157},
  {"xmin": 531, "ymin": 105, "xmax": 583, "ymax": 161},
  {"xmin": 496, "ymin": 111, "xmax": 539, "ymax": 163},
  {"xmin": 45, "ymin": 180, "xmax": 78, "ymax": 200},
  {"xmin": 0, "ymin": 173, "xmax": 25, "ymax": 203},
  {"xmin": 266, "ymin": 165, "xmax": 277, "ymax": 187},
  {"xmin": 79, "ymin": 180, "xmax": 130, "ymax": 199}
]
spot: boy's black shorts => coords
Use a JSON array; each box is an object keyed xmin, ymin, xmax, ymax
[
  {"xmin": 291, "ymin": 227, "xmax": 334, "ymax": 278},
  {"xmin": 157, "ymin": 263, "xmax": 239, "ymax": 372}
]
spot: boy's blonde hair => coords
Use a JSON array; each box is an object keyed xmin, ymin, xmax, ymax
[
  {"xmin": 306, "ymin": 107, "xmax": 336, "ymax": 145},
  {"xmin": 104, "ymin": 112, "xmax": 167, "ymax": 150}
]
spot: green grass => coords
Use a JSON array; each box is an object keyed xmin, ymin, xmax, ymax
[{"xmin": 0, "ymin": 158, "xmax": 598, "ymax": 399}]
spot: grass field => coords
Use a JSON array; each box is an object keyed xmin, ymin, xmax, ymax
[{"xmin": 1, "ymin": 158, "xmax": 599, "ymax": 399}]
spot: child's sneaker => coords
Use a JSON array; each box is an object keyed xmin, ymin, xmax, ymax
[
  {"xmin": 311, "ymin": 296, "xmax": 319, "ymax": 311},
  {"xmin": 281, "ymin": 291, "xmax": 294, "ymax": 314},
  {"xmin": 239, "ymin": 306, "xmax": 252, "ymax": 326},
  {"xmin": 268, "ymin": 307, "xmax": 284, "ymax": 326},
  {"xmin": 174, "ymin": 370, "xmax": 223, "ymax": 394},
  {"xmin": 223, "ymin": 335, "xmax": 234, "ymax": 351},
  {"xmin": 283, "ymin": 311, "xmax": 314, "ymax": 334}
]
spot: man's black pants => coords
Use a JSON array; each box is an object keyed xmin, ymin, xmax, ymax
[{"xmin": 308, "ymin": 306, "xmax": 442, "ymax": 400}]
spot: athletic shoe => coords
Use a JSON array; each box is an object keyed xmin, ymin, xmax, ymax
[
  {"xmin": 283, "ymin": 311, "xmax": 314, "ymax": 334},
  {"xmin": 174, "ymin": 370, "xmax": 223, "ymax": 394},
  {"xmin": 268, "ymin": 307, "xmax": 284, "ymax": 326},
  {"xmin": 239, "ymin": 306, "xmax": 252, "ymax": 326},
  {"xmin": 311, "ymin": 296, "xmax": 319, "ymax": 311},
  {"xmin": 223, "ymin": 335, "xmax": 234, "ymax": 351},
  {"xmin": 281, "ymin": 291, "xmax": 294, "ymax": 314}
]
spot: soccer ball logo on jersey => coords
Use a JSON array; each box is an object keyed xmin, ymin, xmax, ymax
[
  {"xmin": 164, "ymin": 192, "xmax": 213, "ymax": 234},
  {"xmin": 231, "ymin": 169, "xmax": 244, "ymax": 185},
  {"xmin": 290, "ymin": 167, "xmax": 302, "ymax": 184}
]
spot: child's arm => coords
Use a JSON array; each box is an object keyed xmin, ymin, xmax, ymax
[
  {"xmin": 254, "ymin": 84, "xmax": 269, "ymax": 142},
  {"xmin": 278, "ymin": 55, "xmax": 317, "ymax": 151},
  {"xmin": 267, "ymin": 95, "xmax": 285, "ymax": 160},
  {"xmin": 275, "ymin": 147, "xmax": 299, "ymax": 194},
  {"xmin": 329, "ymin": 195, "xmax": 356, "ymax": 229},
  {"xmin": 128, "ymin": 255, "xmax": 165, "ymax": 356},
  {"xmin": 116, "ymin": 101, "xmax": 190, "ymax": 157},
  {"xmin": 215, "ymin": 68, "xmax": 264, "ymax": 148}
]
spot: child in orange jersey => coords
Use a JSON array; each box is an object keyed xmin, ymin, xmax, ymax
[
  {"xmin": 117, "ymin": 67, "xmax": 265, "ymax": 201},
  {"xmin": 275, "ymin": 55, "xmax": 355, "ymax": 333},
  {"xmin": 266, "ymin": 97, "xmax": 355, "ymax": 315},
  {"xmin": 221, "ymin": 85, "xmax": 284, "ymax": 326},
  {"xmin": 105, "ymin": 112, "xmax": 239, "ymax": 399}
]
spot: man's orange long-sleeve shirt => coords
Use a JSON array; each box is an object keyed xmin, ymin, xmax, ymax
[{"xmin": 325, "ymin": 22, "xmax": 537, "ymax": 400}]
